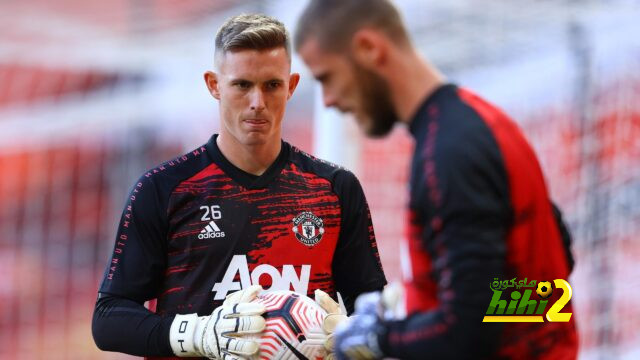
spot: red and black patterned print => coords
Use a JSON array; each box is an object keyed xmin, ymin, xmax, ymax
[{"xmin": 157, "ymin": 159, "xmax": 342, "ymax": 315}]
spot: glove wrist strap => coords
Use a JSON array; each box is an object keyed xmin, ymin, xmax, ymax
[{"xmin": 170, "ymin": 313, "xmax": 203, "ymax": 357}]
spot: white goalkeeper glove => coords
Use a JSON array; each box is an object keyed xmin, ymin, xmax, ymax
[
  {"xmin": 169, "ymin": 285, "xmax": 266, "ymax": 359},
  {"xmin": 314, "ymin": 289, "xmax": 349, "ymax": 360}
]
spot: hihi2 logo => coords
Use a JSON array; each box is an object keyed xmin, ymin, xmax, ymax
[{"xmin": 483, "ymin": 278, "xmax": 573, "ymax": 323}]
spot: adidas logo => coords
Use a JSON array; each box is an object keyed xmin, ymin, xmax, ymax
[{"xmin": 198, "ymin": 220, "xmax": 225, "ymax": 239}]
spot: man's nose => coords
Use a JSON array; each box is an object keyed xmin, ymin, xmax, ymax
[
  {"xmin": 322, "ymin": 87, "xmax": 337, "ymax": 108},
  {"xmin": 250, "ymin": 89, "xmax": 266, "ymax": 111}
]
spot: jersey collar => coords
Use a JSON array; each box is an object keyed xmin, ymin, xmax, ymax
[
  {"xmin": 206, "ymin": 134, "xmax": 290, "ymax": 190},
  {"xmin": 408, "ymin": 83, "xmax": 457, "ymax": 138}
]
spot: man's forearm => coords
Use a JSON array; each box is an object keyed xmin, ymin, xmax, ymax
[{"xmin": 92, "ymin": 293, "xmax": 175, "ymax": 357}]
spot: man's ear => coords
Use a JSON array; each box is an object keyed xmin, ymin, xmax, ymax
[
  {"xmin": 350, "ymin": 29, "xmax": 387, "ymax": 70},
  {"xmin": 204, "ymin": 71, "xmax": 220, "ymax": 100},
  {"xmin": 287, "ymin": 73, "xmax": 301, "ymax": 100}
]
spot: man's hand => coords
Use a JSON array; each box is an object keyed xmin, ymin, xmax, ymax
[
  {"xmin": 169, "ymin": 285, "xmax": 266, "ymax": 359},
  {"xmin": 334, "ymin": 292, "xmax": 386, "ymax": 360},
  {"xmin": 314, "ymin": 290, "xmax": 349, "ymax": 360}
]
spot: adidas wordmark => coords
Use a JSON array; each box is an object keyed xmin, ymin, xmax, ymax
[{"xmin": 198, "ymin": 220, "xmax": 225, "ymax": 239}]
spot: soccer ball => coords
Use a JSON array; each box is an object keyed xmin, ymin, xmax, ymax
[
  {"xmin": 536, "ymin": 281, "xmax": 553, "ymax": 299},
  {"xmin": 249, "ymin": 290, "xmax": 327, "ymax": 360}
]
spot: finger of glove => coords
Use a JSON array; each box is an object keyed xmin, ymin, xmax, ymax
[
  {"xmin": 217, "ymin": 352, "xmax": 243, "ymax": 360},
  {"xmin": 323, "ymin": 313, "xmax": 349, "ymax": 334},
  {"xmin": 382, "ymin": 282, "xmax": 403, "ymax": 310},
  {"xmin": 325, "ymin": 352, "xmax": 336, "ymax": 360},
  {"xmin": 224, "ymin": 285, "xmax": 263, "ymax": 305},
  {"xmin": 324, "ymin": 332, "xmax": 335, "ymax": 352},
  {"xmin": 223, "ymin": 338, "xmax": 260, "ymax": 358},
  {"xmin": 223, "ymin": 302, "xmax": 266, "ymax": 317},
  {"xmin": 219, "ymin": 354, "xmax": 241, "ymax": 360},
  {"xmin": 345, "ymin": 346, "xmax": 377, "ymax": 360},
  {"xmin": 354, "ymin": 292, "xmax": 381, "ymax": 315},
  {"xmin": 333, "ymin": 315, "xmax": 355, "ymax": 336},
  {"xmin": 314, "ymin": 289, "xmax": 342, "ymax": 314},
  {"xmin": 218, "ymin": 315, "xmax": 266, "ymax": 334}
]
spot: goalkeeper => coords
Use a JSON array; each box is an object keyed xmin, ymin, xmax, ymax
[
  {"xmin": 92, "ymin": 14, "xmax": 386, "ymax": 359},
  {"xmin": 295, "ymin": 0, "xmax": 577, "ymax": 358}
]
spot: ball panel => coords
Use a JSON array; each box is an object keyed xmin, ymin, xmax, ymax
[{"xmin": 249, "ymin": 290, "xmax": 328, "ymax": 360}]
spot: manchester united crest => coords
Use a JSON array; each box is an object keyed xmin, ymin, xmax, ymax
[{"xmin": 292, "ymin": 211, "xmax": 324, "ymax": 246}]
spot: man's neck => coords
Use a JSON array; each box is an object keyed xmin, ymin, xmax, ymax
[
  {"xmin": 388, "ymin": 49, "xmax": 445, "ymax": 124},
  {"xmin": 216, "ymin": 133, "xmax": 281, "ymax": 176}
]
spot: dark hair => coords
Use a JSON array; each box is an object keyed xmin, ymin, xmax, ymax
[
  {"xmin": 294, "ymin": 0, "xmax": 410, "ymax": 52},
  {"xmin": 215, "ymin": 14, "xmax": 291, "ymax": 63}
]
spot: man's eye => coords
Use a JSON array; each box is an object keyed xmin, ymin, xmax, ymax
[
  {"xmin": 267, "ymin": 81, "xmax": 281, "ymax": 89},
  {"xmin": 235, "ymin": 81, "xmax": 251, "ymax": 89},
  {"xmin": 317, "ymin": 74, "xmax": 329, "ymax": 85}
]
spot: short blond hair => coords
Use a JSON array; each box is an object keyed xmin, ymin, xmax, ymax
[{"xmin": 215, "ymin": 14, "xmax": 291, "ymax": 65}]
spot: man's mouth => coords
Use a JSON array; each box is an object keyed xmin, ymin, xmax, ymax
[
  {"xmin": 244, "ymin": 119, "xmax": 268, "ymax": 124},
  {"xmin": 243, "ymin": 119, "xmax": 269, "ymax": 129}
]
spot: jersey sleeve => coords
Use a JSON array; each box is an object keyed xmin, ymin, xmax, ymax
[
  {"xmin": 92, "ymin": 293, "xmax": 174, "ymax": 356},
  {"xmin": 99, "ymin": 174, "xmax": 169, "ymax": 303},
  {"xmin": 331, "ymin": 170, "xmax": 387, "ymax": 314},
  {"xmin": 380, "ymin": 132, "xmax": 509, "ymax": 359}
]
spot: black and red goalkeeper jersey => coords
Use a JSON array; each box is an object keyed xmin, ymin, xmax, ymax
[
  {"xmin": 94, "ymin": 135, "xmax": 386, "ymax": 357},
  {"xmin": 380, "ymin": 84, "xmax": 577, "ymax": 359}
]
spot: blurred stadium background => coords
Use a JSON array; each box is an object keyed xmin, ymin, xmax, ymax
[{"xmin": 0, "ymin": 0, "xmax": 639, "ymax": 359}]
